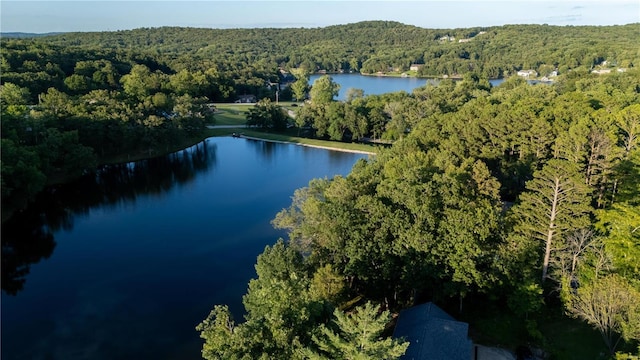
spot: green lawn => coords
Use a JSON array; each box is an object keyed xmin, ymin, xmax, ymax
[
  {"xmin": 213, "ymin": 102, "xmax": 305, "ymax": 126},
  {"xmin": 212, "ymin": 103, "xmax": 252, "ymax": 125}
]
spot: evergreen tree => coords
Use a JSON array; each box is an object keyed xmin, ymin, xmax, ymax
[
  {"xmin": 511, "ymin": 159, "xmax": 592, "ymax": 283},
  {"xmin": 300, "ymin": 302, "xmax": 409, "ymax": 360}
]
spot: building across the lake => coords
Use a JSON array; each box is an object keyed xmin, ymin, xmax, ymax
[
  {"xmin": 235, "ymin": 94, "xmax": 257, "ymax": 103},
  {"xmin": 517, "ymin": 69, "xmax": 537, "ymax": 77},
  {"xmin": 393, "ymin": 302, "xmax": 473, "ymax": 360}
]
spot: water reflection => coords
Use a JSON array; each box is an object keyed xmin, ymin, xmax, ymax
[
  {"xmin": 1, "ymin": 207, "xmax": 56, "ymax": 296},
  {"xmin": 244, "ymin": 137, "xmax": 279, "ymax": 163},
  {"xmin": 0, "ymin": 140, "xmax": 217, "ymax": 295},
  {"xmin": 2, "ymin": 137, "xmax": 366, "ymax": 360}
]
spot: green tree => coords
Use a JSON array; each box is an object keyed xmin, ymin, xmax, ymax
[
  {"xmin": 64, "ymin": 74, "xmax": 92, "ymax": 93},
  {"xmin": 326, "ymin": 102, "xmax": 347, "ymax": 141},
  {"xmin": 615, "ymin": 104, "xmax": 640, "ymax": 158},
  {"xmin": 300, "ymin": 302, "xmax": 409, "ymax": 360},
  {"xmin": 246, "ymin": 98, "xmax": 288, "ymax": 131},
  {"xmin": 39, "ymin": 87, "xmax": 71, "ymax": 118},
  {"xmin": 511, "ymin": 159, "xmax": 592, "ymax": 283},
  {"xmin": 309, "ymin": 75, "xmax": 340, "ymax": 105},
  {"xmin": 0, "ymin": 138, "xmax": 46, "ymax": 206},
  {"xmin": 290, "ymin": 68, "xmax": 310, "ymax": 102},
  {"xmin": 345, "ymin": 88, "xmax": 365, "ymax": 103},
  {"xmin": 37, "ymin": 128, "xmax": 97, "ymax": 177},
  {"xmin": 168, "ymin": 69, "xmax": 208, "ymax": 96},
  {"xmin": 568, "ymin": 274, "xmax": 640, "ymax": 355},
  {"xmin": 343, "ymin": 102, "xmax": 368, "ymax": 140},
  {"xmin": 198, "ymin": 240, "xmax": 325, "ymax": 359},
  {"xmin": 309, "ymin": 264, "xmax": 345, "ymax": 303},
  {"xmin": 120, "ymin": 64, "xmax": 162, "ymax": 101},
  {"xmin": 595, "ymin": 202, "xmax": 640, "ymax": 282},
  {"xmin": 196, "ymin": 305, "xmax": 257, "ymax": 360},
  {"xmin": 0, "ymin": 82, "xmax": 31, "ymax": 106}
]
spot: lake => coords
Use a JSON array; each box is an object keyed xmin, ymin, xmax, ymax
[
  {"xmin": 309, "ymin": 73, "xmax": 504, "ymax": 100},
  {"xmin": 1, "ymin": 137, "xmax": 368, "ymax": 360}
]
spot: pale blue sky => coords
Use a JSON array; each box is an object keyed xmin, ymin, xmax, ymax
[{"xmin": 1, "ymin": 1, "xmax": 638, "ymax": 33}]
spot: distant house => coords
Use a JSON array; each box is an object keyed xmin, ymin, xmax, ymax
[
  {"xmin": 591, "ymin": 69, "xmax": 612, "ymax": 75},
  {"xmin": 393, "ymin": 302, "xmax": 473, "ymax": 360},
  {"xmin": 235, "ymin": 94, "xmax": 257, "ymax": 103},
  {"xmin": 458, "ymin": 38, "xmax": 472, "ymax": 43},
  {"xmin": 410, "ymin": 64, "xmax": 424, "ymax": 71},
  {"xmin": 517, "ymin": 69, "xmax": 537, "ymax": 77},
  {"xmin": 438, "ymin": 35, "xmax": 455, "ymax": 42}
]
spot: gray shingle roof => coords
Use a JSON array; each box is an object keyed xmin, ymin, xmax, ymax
[{"xmin": 393, "ymin": 302, "xmax": 473, "ymax": 360}]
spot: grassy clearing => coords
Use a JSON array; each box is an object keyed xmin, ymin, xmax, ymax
[
  {"xmin": 205, "ymin": 128, "xmax": 379, "ymax": 154},
  {"xmin": 212, "ymin": 103, "xmax": 252, "ymax": 125},
  {"xmin": 213, "ymin": 102, "xmax": 303, "ymax": 126}
]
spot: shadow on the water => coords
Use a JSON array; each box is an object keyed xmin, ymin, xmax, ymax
[
  {"xmin": 244, "ymin": 137, "xmax": 278, "ymax": 163},
  {"xmin": 1, "ymin": 140, "xmax": 217, "ymax": 295}
]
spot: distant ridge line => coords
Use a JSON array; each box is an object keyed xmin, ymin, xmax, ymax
[{"xmin": 1, "ymin": 32, "xmax": 65, "ymax": 38}]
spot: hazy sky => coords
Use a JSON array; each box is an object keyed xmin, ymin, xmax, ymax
[{"xmin": 1, "ymin": 0, "xmax": 639, "ymax": 33}]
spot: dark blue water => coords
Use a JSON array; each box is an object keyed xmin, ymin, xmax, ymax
[
  {"xmin": 309, "ymin": 73, "xmax": 504, "ymax": 100},
  {"xmin": 1, "ymin": 137, "xmax": 368, "ymax": 360}
]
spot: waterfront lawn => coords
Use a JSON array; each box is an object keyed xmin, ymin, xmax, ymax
[
  {"xmin": 214, "ymin": 102, "xmax": 301, "ymax": 126},
  {"xmin": 205, "ymin": 128, "xmax": 379, "ymax": 154}
]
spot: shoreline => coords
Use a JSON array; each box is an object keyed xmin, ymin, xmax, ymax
[
  {"xmin": 313, "ymin": 71, "xmax": 492, "ymax": 81},
  {"xmin": 235, "ymin": 135, "xmax": 377, "ymax": 155}
]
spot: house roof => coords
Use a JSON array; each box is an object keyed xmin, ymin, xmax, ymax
[{"xmin": 393, "ymin": 302, "xmax": 473, "ymax": 360}]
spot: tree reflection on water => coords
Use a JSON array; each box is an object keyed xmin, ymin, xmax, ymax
[{"xmin": 1, "ymin": 140, "xmax": 217, "ymax": 295}]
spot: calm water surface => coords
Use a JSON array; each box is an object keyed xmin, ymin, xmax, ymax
[
  {"xmin": 309, "ymin": 73, "xmax": 504, "ymax": 100},
  {"xmin": 1, "ymin": 137, "xmax": 368, "ymax": 360}
]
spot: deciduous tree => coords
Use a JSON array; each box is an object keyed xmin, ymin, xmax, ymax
[
  {"xmin": 309, "ymin": 75, "xmax": 340, "ymax": 105},
  {"xmin": 568, "ymin": 274, "xmax": 640, "ymax": 355}
]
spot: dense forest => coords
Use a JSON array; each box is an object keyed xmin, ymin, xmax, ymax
[
  {"xmin": 1, "ymin": 21, "xmax": 639, "ymax": 359},
  {"xmin": 36, "ymin": 22, "xmax": 640, "ymax": 78},
  {"xmin": 197, "ymin": 69, "xmax": 640, "ymax": 359}
]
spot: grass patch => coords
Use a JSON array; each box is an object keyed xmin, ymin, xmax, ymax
[
  {"xmin": 212, "ymin": 102, "xmax": 304, "ymax": 126},
  {"xmin": 212, "ymin": 103, "xmax": 252, "ymax": 125}
]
